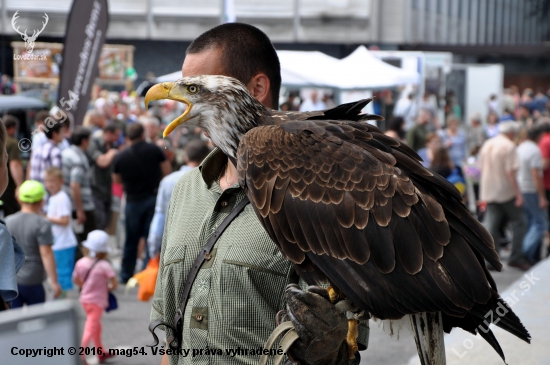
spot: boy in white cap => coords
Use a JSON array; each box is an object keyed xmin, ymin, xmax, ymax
[{"xmin": 73, "ymin": 230, "xmax": 118, "ymax": 363}]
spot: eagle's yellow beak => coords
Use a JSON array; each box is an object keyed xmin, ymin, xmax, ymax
[{"xmin": 145, "ymin": 82, "xmax": 192, "ymax": 137}]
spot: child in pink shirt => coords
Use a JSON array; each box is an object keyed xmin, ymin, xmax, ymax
[{"xmin": 73, "ymin": 230, "xmax": 118, "ymax": 364}]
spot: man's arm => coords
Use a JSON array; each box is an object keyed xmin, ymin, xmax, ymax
[
  {"xmin": 71, "ymin": 182, "xmax": 86, "ymax": 224},
  {"xmin": 38, "ymin": 245, "xmax": 62, "ymax": 298},
  {"xmin": 148, "ymin": 182, "xmax": 167, "ymax": 258},
  {"xmin": 506, "ymin": 169, "xmax": 523, "ymax": 207},
  {"xmin": 9, "ymin": 159, "xmax": 23, "ymax": 188},
  {"xmin": 531, "ymin": 167, "xmax": 548, "ymax": 209},
  {"xmin": 26, "ymin": 157, "xmax": 32, "ymax": 179},
  {"xmin": 95, "ymin": 149, "xmax": 118, "ymax": 168}
]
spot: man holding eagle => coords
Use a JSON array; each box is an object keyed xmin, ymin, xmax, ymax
[{"xmin": 147, "ymin": 23, "xmax": 529, "ymax": 365}]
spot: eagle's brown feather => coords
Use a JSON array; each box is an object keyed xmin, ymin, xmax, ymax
[{"xmin": 145, "ymin": 75, "xmax": 530, "ymax": 361}]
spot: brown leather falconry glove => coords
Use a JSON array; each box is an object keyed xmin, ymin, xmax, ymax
[{"xmin": 278, "ymin": 284, "xmax": 361, "ymax": 365}]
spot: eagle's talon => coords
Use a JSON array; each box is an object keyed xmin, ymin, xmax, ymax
[
  {"xmin": 326, "ymin": 286, "xmax": 339, "ymax": 303},
  {"xmin": 346, "ymin": 318, "xmax": 359, "ymax": 359}
]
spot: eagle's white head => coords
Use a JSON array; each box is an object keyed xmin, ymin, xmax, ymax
[{"xmin": 145, "ymin": 75, "xmax": 266, "ymax": 159}]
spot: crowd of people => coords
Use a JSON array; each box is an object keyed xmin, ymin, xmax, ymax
[
  {"xmin": 0, "ymin": 92, "xmax": 213, "ymax": 360},
  {"xmin": 387, "ymin": 86, "xmax": 550, "ymax": 271}
]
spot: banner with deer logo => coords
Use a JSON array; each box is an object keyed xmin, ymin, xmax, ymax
[{"xmin": 57, "ymin": 0, "xmax": 109, "ymax": 129}]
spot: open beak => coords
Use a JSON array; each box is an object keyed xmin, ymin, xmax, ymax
[{"xmin": 145, "ymin": 82, "xmax": 192, "ymax": 137}]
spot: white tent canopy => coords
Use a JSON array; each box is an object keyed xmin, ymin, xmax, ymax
[
  {"xmin": 338, "ymin": 46, "xmax": 420, "ymax": 88},
  {"xmin": 156, "ymin": 46, "xmax": 420, "ymax": 90},
  {"xmin": 156, "ymin": 71, "xmax": 182, "ymax": 83}
]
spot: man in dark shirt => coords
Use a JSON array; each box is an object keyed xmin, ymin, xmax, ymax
[
  {"xmin": 87, "ymin": 125, "xmax": 120, "ymax": 230},
  {"xmin": 113, "ymin": 123, "xmax": 171, "ymax": 283}
]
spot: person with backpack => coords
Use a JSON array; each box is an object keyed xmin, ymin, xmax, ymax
[{"xmin": 73, "ymin": 230, "xmax": 117, "ymax": 364}]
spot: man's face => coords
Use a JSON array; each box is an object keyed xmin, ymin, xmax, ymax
[
  {"xmin": 418, "ymin": 111, "xmax": 430, "ymax": 125},
  {"xmin": 182, "ymin": 48, "xmax": 232, "ymax": 139},
  {"xmin": 104, "ymin": 130, "xmax": 120, "ymax": 144},
  {"xmin": 182, "ymin": 48, "xmax": 226, "ymax": 79},
  {"xmin": 6, "ymin": 126, "xmax": 16, "ymax": 137},
  {"xmin": 146, "ymin": 123, "xmax": 159, "ymax": 140}
]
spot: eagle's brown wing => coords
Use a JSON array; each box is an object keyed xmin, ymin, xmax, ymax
[{"xmin": 236, "ymin": 120, "xmax": 529, "ymax": 358}]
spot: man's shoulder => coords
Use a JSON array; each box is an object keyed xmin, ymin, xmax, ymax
[
  {"xmin": 171, "ymin": 167, "xmax": 203, "ymax": 193},
  {"xmin": 114, "ymin": 145, "xmax": 134, "ymax": 161},
  {"xmin": 6, "ymin": 136, "xmax": 17, "ymax": 147},
  {"xmin": 163, "ymin": 166, "xmax": 194, "ymax": 185},
  {"xmin": 90, "ymin": 136, "xmax": 105, "ymax": 150}
]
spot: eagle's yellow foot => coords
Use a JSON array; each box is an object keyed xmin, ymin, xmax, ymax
[
  {"xmin": 326, "ymin": 286, "xmax": 339, "ymax": 303},
  {"xmin": 346, "ymin": 318, "xmax": 359, "ymax": 359}
]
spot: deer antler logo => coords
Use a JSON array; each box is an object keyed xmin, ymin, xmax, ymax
[{"xmin": 12, "ymin": 11, "xmax": 49, "ymax": 54}]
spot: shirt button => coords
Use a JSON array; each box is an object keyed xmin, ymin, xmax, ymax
[
  {"xmin": 204, "ymin": 253, "xmax": 212, "ymax": 260},
  {"xmin": 195, "ymin": 314, "xmax": 204, "ymax": 322},
  {"xmin": 221, "ymin": 201, "xmax": 228, "ymax": 207}
]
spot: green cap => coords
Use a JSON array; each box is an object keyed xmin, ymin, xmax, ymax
[{"xmin": 19, "ymin": 180, "xmax": 45, "ymax": 203}]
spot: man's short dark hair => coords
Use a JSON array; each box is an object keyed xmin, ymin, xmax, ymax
[
  {"xmin": 184, "ymin": 140, "xmax": 210, "ymax": 164},
  {"xmin": 187, "ymin": 23, "xmax": 281, "ymax": 107},
  {"xmin": 71, "ymin": 127, "xmax": 91, "ymax": 146},
  {"xmin": 104, "ymin": 124, "xmax": 119, "ymax": 134},
  {"xmin": 127, "ymin": 123, "xmax": 144, "ymax": 141},
  {"xmin": 45, "ymin": 122, "xmax": 63, "ymax": 140},
  {"xmin": 35, "ymin": 110, "xmax": 50, "ymax": 124},
  {"xmin": 2, "ymin": 115, "xmax": 19, "ymax": 130}
]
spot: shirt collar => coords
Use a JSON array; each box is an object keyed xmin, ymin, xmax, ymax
[{"xmin": 199, "ymin": 148, "xmax": 228, "ymax": 188}]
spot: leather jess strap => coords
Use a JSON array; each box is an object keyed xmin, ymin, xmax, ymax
[{"xmin": 148, "ymin": 196, "xmax": 250, "ymax": 350}]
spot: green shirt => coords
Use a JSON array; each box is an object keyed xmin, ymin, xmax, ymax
[
  {"xmin": 406, "ymin": 123, "xmax": 429, "ymax": 152},
  {"xmin": 152, "ymin": 148, "xmax": 294, "ymax": 365},
  {"xmin": 152, "ymin": 148, "xmax": 368, "ymax": 365}
]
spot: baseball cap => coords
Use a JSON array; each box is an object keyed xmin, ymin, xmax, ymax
[
  {"xmin": 83, "ymin": 230, "xmax": 111, "ymax": 255},
  {"xmin": 19, "ymin": 180, "xmax": 45, "ymax": 203}
]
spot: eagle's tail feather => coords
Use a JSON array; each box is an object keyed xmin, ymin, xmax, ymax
[
  {"xmin": 443, "ymin": 291, "xmax": 530, "ymax": 363},
  {"xmin": 469, "ymin": 292, "xmax": 531, "ymax": 344}
]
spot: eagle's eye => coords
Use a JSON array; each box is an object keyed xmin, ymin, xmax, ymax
[{"xmin": 187, "ymin": 85, "xmax": 198, "ymax": 94}]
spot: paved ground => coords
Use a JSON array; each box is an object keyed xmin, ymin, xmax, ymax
[
  {"xmin": 361, "ymin": 256, "xmax": 540, "ymax": 365},
  {"xmin": 406, "ymin": 257, "xmax": 549, "ymax": 365},
  {"xmin": 44, "ymin": 241, "xmax": 536, "ymax": 365}
]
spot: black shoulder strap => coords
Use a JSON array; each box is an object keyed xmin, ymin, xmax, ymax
[{"xmin": 148, "ymin": 196, "xmax": 250, "ymax": 349}]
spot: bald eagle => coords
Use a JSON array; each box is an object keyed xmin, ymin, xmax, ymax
[{"xmin": 146, "ymin": 75, "xmax": 530, "ymax": 363}]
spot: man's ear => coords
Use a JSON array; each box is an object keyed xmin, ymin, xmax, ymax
[{"xmin": 246, "ymin": 73, "xmax": 272, "ymax": 108}]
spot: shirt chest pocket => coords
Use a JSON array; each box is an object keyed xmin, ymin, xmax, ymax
[
  {"xmin": 162, "ymin": 245, "xmax": 188, "ymax": 293},
  {"xmin": 219, "ymin": 245, "xmax": 292, "ymax": 318}
]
